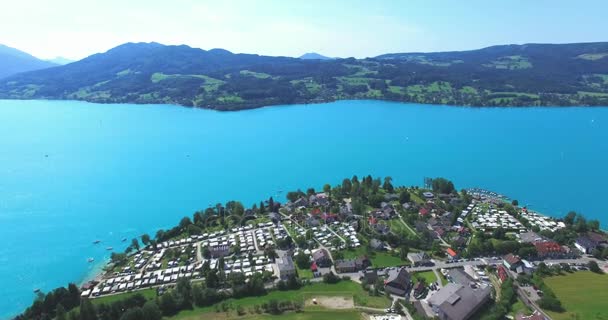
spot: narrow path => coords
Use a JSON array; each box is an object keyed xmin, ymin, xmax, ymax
[
  {"xmin": 397, "ymin": 214, "xmax": 419, "ymax": 238},
  {"xmin": 432, "ymin": 269, "xmax": 443, "ymax": 288}
]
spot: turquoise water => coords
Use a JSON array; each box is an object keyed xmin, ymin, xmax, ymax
[{"xmin": 0, "ymin": 99, "xmax": 607, "ymax": 318}]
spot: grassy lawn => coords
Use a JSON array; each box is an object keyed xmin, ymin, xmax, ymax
[
  {"xmin": 413, "ymin": 271, "xmax": 438, "ymax": 284},
  {"xmin": 510, "ymin": 298, "xmax": 532, "ymax": 318},
  {"xmin": 171, "ymin": 309, "xmax": 363, "ymax": 320},
  {"xmin": 370, "ymin": 252, "xmax": 407, "ymax": 268},
  {"xmin": 169, "ymin": 281, "xmax": 388, "ymax": 319},
  {"xmin": 296, "ymin": 265, "xmax": 314, "ymax": 279},
  {"xmin": 543, "ymin": 271, "xmax": 608, "ymax": 320},
  {"xmin": 340, "ymin": 246, "xmax": 407, "ymax": 268},
  {"xmin": 92, "ymin": 288, "xmax": 157, "ymax": 305}
]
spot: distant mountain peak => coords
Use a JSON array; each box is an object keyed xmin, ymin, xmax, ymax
[
  {"xmin": 299, "ymin": 52, "xmax": 334, "ymax": 60},
  {"xmin": 46, "ymin": 57, "xmax": 74, "ymax": 65},
  {"xmin": 0, "ymin": 44, "xmax": 57, "ymax": 79}
]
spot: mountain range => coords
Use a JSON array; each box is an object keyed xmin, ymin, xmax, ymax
[
  {"xmin": 0, "ymin": 44, "xmax": 57, "ymax": 79},
  {"xmin": 1, "ymin": 42, "xmax": 608, "ymax": 110}
]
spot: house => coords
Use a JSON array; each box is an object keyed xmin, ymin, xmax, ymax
[
  {"xmin": 312, "ymin": 249, "xmax": 331, "ymax": 267},
  {"xmin": 447, "ymin": 268, "xmax": 475, "ymax": 286},
  {"xmin": 518, "ymin": 231, "xmax": 544, "ymax": 244},
  {"xmin": 446, "ymin": 248, "xmax": 459, "ymax": 260},
  {"xmin": 361, "ymin": 269, "xmax": 378, "ymax": 284},
  {"xmin": 268, "ymin": 212, "xmax": 282, "ymax": 224},
  {"xmin": 355, "ymin": 256, "xmax": 371, "ymax": 270},
  {"xmin": 335, "ymin": 259, "xmax": 357, "ymax": 273},
  {"xmin": 293, "ymin": 197, "xmax": 308, "ymax": 207},
  {"xmin": 374, "ymin": 223, "xmax": 390, "ymax": 235},
  {"xmin": 277, "ymin": 252, "xmax": 296, "ymax": 280},
  {"xmin": 451, "ymin": 236, "xmax": 467, "ymax": 248},
  {"xmin": 408, "ymin": 252, "xmax": 432, "ymax": 266},
  {"xmin": 428, "ymin": 283, "xmax": 491, "ymax": 320},
  {"xmin": 575, "ymin": 234, "xmax": 604, "ymax": 254},
  {"xmin": 534, "ymin": 241, "xmax": 566, "ymax": 259},
  {"xmin": 413, "ymin": 281, "xmax": 426, "ymax": 296},
  {"xmin": 503, "ymin": 254, "xmax": 523, "ymax": 271},
  {"xmin": 415, "ymin": 221, "xmax": 429, "ymax": 233},
  {"xmin": 370, "ymin": 238, "xmax": 386, "ymax": 251},
  {"xmin": 419, "ymin": 207, "xmax": 430, "ymax": 216},
  {"xmin": 384, "ymin": 268, "xmax": 412, "ymax": 296}
]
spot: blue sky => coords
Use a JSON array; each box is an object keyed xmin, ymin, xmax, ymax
[{"xmin": 1, "ymin": 0, "xmax": 606, "ymax": 60}]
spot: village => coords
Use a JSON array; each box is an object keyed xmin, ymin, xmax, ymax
[{"xmin": 78, "ymin": 177, "xmax": 608, "ymax": 320}]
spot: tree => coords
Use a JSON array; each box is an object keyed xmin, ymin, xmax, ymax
[
  {"xmin": 306, "ymin": 188, "xmax": 316, "ymax": 196},
  {"xmin": 399, "ymin": 190, "xmax": 410, "ymax": 204},
  {"xmin": 383, "ymin": 176, "xmax": 394, "ymax": 193},
  {"xmin": 142, "ymin": 301, "xmax": 162, "ymax": 320},
  {"xmin": 323, "ymin": 271, "xmax": 340, "ymax": 284},
  {"xmin": 323, "ymin": 184, "xmax": 331, "ymax": 194},
  {"xmin": 79, "ymin": 298, "xmax": 97, "ymax": 320},
  {"xmin": 56, "ymin": 303, "xmax": 67, "ymax": 320},
  {"xmin": 131, "ymin": 238, "xmax": 140, "ymax": 252},
  {"xmin": 589, "ymin": 261, "xmax": 602, "ymax": 274},
  {"xmin": 159, "ymin": 292, "xmax": 178, "ymax": 316},
  {"xmin": 564, "ymin": 211, "xmax": 577, "ymax": 225},
  {"xmin": 264, "ymin": 246, "xmax": 278, "ymax": 261},
  {"xmin": 431, "ymin": 177, "xmax": 455, "ymax": 194},
  {"xmin": 295, "ymin": 253, "xmax": 311, "ymax": 269},
  {"xmin": 179, "ymin": 217, "xmax": 192, "ymax": 229},
  {"xmin": 175, "ymin": 278, "xmax": 193, "ymax": 309},
  {"xmin": 342, "ymin": 179, "xmax": 352, "ymax": 194},
  {"xmin": 511, "ymin": 199, "xmax": 519, "ymax": 206},
  {"xmin": 399, "ymin": 245, "xmax": 409, "ymax": 261},
  {"xmin": 268, "ymin": 197, "xmax": 274, "ymax": 212},
  {"xmin": 141, "ymin": 234, "xmax": 151, "ymax": 246},
  {"xmin": 588, "ymin": 219, "xmax": 600, "ymax": 231},
  {"xmin": 119, "ymin": 307, "xmax": 143, "ymax": 320}
]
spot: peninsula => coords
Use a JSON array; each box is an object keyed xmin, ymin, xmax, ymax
[
  {"xmin": 17, "ymin": 176, "xmax": 608, "ymax": 320},
  {"xmin": 2, "ymin": 42, "xmax": 608, "ymax": 110}
]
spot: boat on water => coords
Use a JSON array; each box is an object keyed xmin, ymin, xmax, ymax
[
  {"xmin": 88, "ymin": 258, "xmax": 94, "ymax": 263},
  {"xmin": 93, "ymin": 240, "xmax": 101, "ymax": 244},
  {"xmin": 106, "ymin": 247, "xmax": 113, "ymax": 250},
  {"xmin": 121, "ymin": 238, "xmax": 127, "ymax": 242},
  {"xmin": 33, "ymin": 288, "xmax": 40, "ymax": 293}
]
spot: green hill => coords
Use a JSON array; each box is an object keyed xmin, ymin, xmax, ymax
[{"xmin": 2, "ymin": 42, "xmax": 608, "ymax": 110}]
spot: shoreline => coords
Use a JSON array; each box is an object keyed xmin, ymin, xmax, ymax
[{"xmin": 2, "ymin": 97, "xmax": 608, "ymax": 113}]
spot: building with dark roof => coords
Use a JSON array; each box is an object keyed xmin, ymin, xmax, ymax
[
  {"xmin": 335, "ymin": 259, "xmax": 356, "ymax": 273},
  {"xmin": 312, "ymin": 248, "xmax": 331, "ymax": 267},
  {"xmin": 428, "ymin": 283, "xmax": 491, "ymax": 320},
  {"xmin": 384, "ymin": 268, "xmax": 412, "ymax": 296},
  {"xmin": 407, "ymin": 252, "xmax": 431, "ymax": 266},
  {"xmin": 575, "ymin": 235, "xmax": 596, "ymax": 254},
  {"xmin": 277, "ymin": 252, "xmax": 295, "ymax": 280},
  {"xmin": 503, "ymin": 254, "xmax": 523, "ymax": 270}
]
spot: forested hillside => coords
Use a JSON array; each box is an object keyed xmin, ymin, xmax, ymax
[{"xmin": 2, "ymin": 42, "xmax": 608, "ymax": 110}]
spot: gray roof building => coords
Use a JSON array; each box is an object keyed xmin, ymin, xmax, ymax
[
  {"xmin": 276, "ymin": 252, "xmax": 295, "ymax": 279},
  {"xmin": 428, "ymin": 283, "xmax": 491, "ymax": 320},
  {"xmin": 385, "ymin": 268, "xmax": 412, "ymax": 296}
]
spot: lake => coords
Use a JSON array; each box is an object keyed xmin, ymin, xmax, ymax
[{"xmin": 1, "ymin": 99, "xmax": 607, "ymax": 318}]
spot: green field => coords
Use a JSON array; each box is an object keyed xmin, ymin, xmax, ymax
[
  {"xmin": 413, "ymin": 271, "xmax": 438, "ymax": 284},
  {"xmin": 543, "ymin": 271, "xmax": 608, "ymax": 320},
  {"xmin": 171, "ymin": 309, "xmax": 362, "ymax": 320},
  {"xmin": 170, "ymin": 281, "xmax": 389, "ymax": 319},
  {"xmin": 340, "ymin": 247, "xmax": 406, "ymax": 268}
]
